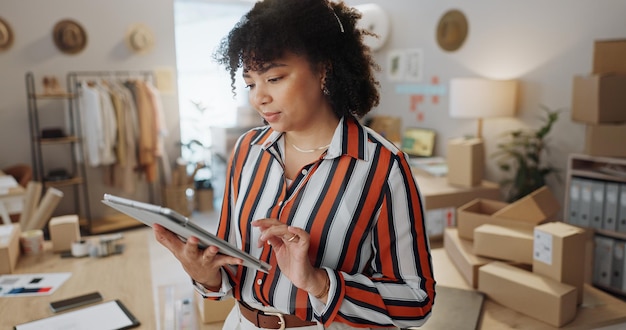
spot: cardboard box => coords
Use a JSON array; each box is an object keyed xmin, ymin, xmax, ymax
[
  {"xmin": 493, "ymin": 186, "xmax": 560, "ymax": 224},
  {"xmin": 473, "ymin": 224, "xmax": 534, "ymax": 265},
  {"xmin": 585, "ymin": 123, "xmax": 626, "ymax": 157},
  {"xmin": 456, "ymin": 199, "xmax": 535, "ymax": 240},
  {"xmin": 162, "ymin": 184, "xmax": 195, "ymax": 217},
  {"xmin": 478, "ymin": 261, "xmax": 578, "ymax": 327},
  {"xmin": 593, "ymin": 39, "xmax": 626, "ymax": 75},
  {"xmin": 414, "ymin": 174, "xmax": 502, "ymax": 211},
  {"xmin": 571, "ymin": 74, "xmax": 626, "ymax": 124},
  {"xmin": 0, "ymin": 224, "xmax": 21, "ymax": 275},
  {"xmin": 49, "ymin": 214, "xmax": 81, "ymax": 253},
  {"xmin": 193, "ymin": 290, "xmax": 236, "ymax": 324},
  {"xmin": 443, "ymin": 227, "xmax": 494, "ymax": 288},
  {"xmin": 368, "ymin": 116, "xmax": 402, "ymax": 145},
  {"xmin": 533, "ymin": 222, "xmax": 589, "ymax": 304},
  {"xmin": 446, "ymin": 138, "xmax": 484, "ymax": 187}
]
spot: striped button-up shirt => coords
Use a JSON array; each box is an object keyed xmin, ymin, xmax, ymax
[{"xmin": 213, "ymin": 116, "xmax": 435, "ymax": 328}]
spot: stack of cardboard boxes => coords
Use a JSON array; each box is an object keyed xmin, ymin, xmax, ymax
[
  {"xmin": 572, "ymin": 39, "xmax": 626, "ymax": 157},
  {"xmin": 444, "ymin": 186, "xmax": 593, "ymax": 327},
  {"xmin": 569, "ymin": 39, "xmax": 626, "ymax": 297}
]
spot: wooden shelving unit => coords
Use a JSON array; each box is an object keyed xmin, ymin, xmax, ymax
[
  {"xmin": 25, "ymin": 72, "xmax": 91, "ymax": 232},
  {"xmin": 564, "ymin": 153, "xmax": 626, "ymax": 298}
]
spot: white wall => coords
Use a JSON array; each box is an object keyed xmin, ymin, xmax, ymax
[
  {"xmin": 0, "ymin": 0, "xmax": 178, "ymax": 217},
  {"xmin": 345, "ymin": 0, "xmax": 626, "ymax": 206},
  {"xmin": 1, "ymin": 0, "xmax": 625, "ymax": 215}
]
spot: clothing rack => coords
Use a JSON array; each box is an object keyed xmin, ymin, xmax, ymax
[{"xmin": 67, "ymin": 70, "xmax": 159, "ymax": 232}]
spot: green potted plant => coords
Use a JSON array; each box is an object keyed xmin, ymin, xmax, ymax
[{"xmin": 492, "ymin": 105, "xmax": 561, "ymax": 202}]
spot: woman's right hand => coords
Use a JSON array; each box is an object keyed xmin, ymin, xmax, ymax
[{"xmin": 152, "ymin": 224, "xmax": 243, "ymax": 289}]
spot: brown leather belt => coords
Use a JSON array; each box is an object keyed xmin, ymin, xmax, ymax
[{"xmin": 238, "ymin": 301, "xmax": 317, "ymax": 329}]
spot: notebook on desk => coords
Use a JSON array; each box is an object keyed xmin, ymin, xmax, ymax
[
  {"xmin": 102, "ymin": 194, "xmax": 271, "ymax": 273},
  {"xmin": 14, "ymin": 300, "xmax": 139, "ymax": 330}
]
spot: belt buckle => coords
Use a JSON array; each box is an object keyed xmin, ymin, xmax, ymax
[{"xmin": 265, "ymin": 312, "xmax": 286, "ymax": 330}]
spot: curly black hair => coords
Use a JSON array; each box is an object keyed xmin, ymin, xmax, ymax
[{"xmin": 213, "ymin": 0, "xmax": 380, "ymax": 119}]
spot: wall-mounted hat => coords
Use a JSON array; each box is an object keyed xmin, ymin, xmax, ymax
[
  {"xmin": 355, "ymin": 4, "xmax": 390, "ymax": 52},
  {"xmin": 125, "ymin": 23, "xmax": 154, "ymax": 54},
  {"xmin": 0, "ymin": 17, "xmax": 14, "ymax": 52},
  {"xmin": 436, "ymin": 9, "xmax": 468, "ymax": 52},
  {"xmin": 53, "ymin": 19, "xmax": 88, "ymax": 54}
]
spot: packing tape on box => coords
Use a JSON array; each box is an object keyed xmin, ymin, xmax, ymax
[{"xmin": 71, "ymin": 240, "xmax": 90, "ymax": 257}]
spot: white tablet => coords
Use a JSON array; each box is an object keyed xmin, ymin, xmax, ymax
[{"xmin": 102, "ymin": 194, "xmax": 271, "ymax": 273}]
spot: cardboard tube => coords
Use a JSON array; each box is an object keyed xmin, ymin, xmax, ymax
[
  {"xmin": 19, "ymin": 181, "xmax": 42, "ymax": 231},
  {"xmin": 25, "ymin": 187, "xmax": 64, "ymax": 231}
]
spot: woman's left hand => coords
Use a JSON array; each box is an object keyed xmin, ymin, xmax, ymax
[{"xmin": 252, "ymin": 218, "xmax": 322, "ymax": 293}]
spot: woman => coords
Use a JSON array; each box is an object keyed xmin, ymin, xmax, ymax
[{"xmin": 154, "ymin": 0, "xmax": 435, "ymax": 328}]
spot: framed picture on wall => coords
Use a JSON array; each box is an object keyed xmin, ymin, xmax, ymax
[{"xmin": 402, "ymin": 127, "xmax": 436, "ymax": 157}]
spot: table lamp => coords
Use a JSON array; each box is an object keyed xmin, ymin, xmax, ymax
[
  {"xmin": 449, "ymin": 78, "xmax": 517, "ymax": 139},
  {"xmin": 447, "ymin": 78, "xmax": 517, "ymax": 187}
]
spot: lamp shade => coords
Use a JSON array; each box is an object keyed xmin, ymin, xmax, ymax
[{"xmin": 449, "ymin": 78, "xmax": 517, "ymax": 118}]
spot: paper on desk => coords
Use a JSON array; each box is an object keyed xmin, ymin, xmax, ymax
[
  {"xmin": 0, "ymin": 272, "xmax": 71, "ymax": 297},
  {"xmin": 409, "ymin": 156, "xmax": 448, "ymax": 177},
  {"xmin": 14, "ymin": 300, "xmax": 137, "ymax": 330}
]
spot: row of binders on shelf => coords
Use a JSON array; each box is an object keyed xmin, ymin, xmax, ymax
[
  {"xmin": 567, "ymin": 177, "xmax": 626, "ymax": 234},
  {"xmin": 593, "ymin": 235, "xmax": 626, "ymax": 294}
]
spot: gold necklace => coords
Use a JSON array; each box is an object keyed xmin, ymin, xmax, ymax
[{"xmin": 290, "ymin": 142, "xmax": 331, "ymax": 153}]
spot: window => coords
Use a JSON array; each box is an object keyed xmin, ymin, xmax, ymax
[{"xmin": 174, "ymin": 0, "xmax": 252, "ymax": 170}]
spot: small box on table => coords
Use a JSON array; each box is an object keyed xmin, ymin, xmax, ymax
[
  {"xmin": 456, "ymin": 199, "xmax": 535, "ymax": 240},
  {"xmin": 446, "ymin": 138, "xmax": 484, "ymax": 187},
  {"xmin": 0, "ymin": 224, "xmax": 21, "ymax": 275},
  {"xmin": 492, "ymin": 186, "xmax": 560, "ymax": 224},
  {"xmin": 193, "ymin": 290, "xmax": 236, "ymax": 324},
  {"xmin": 49, "ymin": 214, "xmax": 81, "ymax": 253}
]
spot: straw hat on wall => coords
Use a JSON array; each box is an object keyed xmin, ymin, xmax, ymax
[
  {"xmin": 0, "ymin": 17, "xmax": 14, "ymax": 52},
  {"xmin": 125, "ymin": 23, "xmax": 154, "ymax": 54},
  {"xmin": 53, "ymin": 19, "xmax": 88, "ymax": 54}
]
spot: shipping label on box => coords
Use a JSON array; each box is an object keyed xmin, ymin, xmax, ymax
[{"xmin": 533, "ymin": 222, "xmax": 588, "ymax": 304}]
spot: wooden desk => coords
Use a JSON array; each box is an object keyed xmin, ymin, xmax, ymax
[
  {"xmin": 0, "ymin": 172, "xmax": 25, "ymax": 225},
  {"xmin": 431, "ymin": 245, "xmax": 626, "ymax": 329},
  {"xmin": 413, "ymin": 170, "xmax": 502, "ymax": 238},
  {"xmin": 413, "ymin": 170, "xmax": 502, "ymax": 210},
  {"xmin": 0, "ymin": 228, "xmax": 155, "ymax": 329}
]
